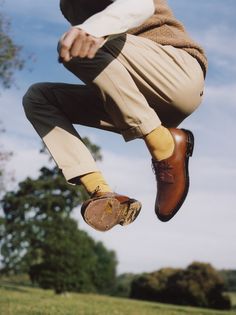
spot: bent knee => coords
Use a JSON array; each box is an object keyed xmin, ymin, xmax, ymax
[
  {"xmin": 173, "ymin": 83, "xmax": 204, "ymax": 117},
  {"xmin": 23, "ymin": 82, "xmax": 50, "ymax": 105},
  {"xmin": 22, "ymin": 82, "xmax": 51, "ymax": 118}
]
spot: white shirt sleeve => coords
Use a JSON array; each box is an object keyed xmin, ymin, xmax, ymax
[{"xmin": 74, "ymin": 0, "xmax": 155, "ymax": 38}]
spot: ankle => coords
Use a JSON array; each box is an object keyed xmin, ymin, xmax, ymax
[
  {"xmin": 80, "ymin": 172, "xmax": 113, "ymax": 196},
  {"xmin": 144, "ymin": 126, "xmax": 175, "ymax": 161}
]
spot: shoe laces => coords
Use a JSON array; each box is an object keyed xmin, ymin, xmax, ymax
[
  {"xmin": 90, "ymin": 187, "xmax": 114, "ymax": 199},
  {"xmin": 152, "ymin": 159, "xmax": 174, "ymax": 184},
  {"xmin": 90, "ymin": 186, "xmax": 102, "ymax": 198}
]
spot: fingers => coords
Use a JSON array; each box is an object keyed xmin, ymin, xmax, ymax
[
  {"xmin": 87, "ymin": 37, "xmax": 106, "ymax": 59},
  {"xmin": 59, "ymin": 27, "xmax": 105, "ymax": 62},
  {"xmin": 70, "ymin": 33, "xmax": 91, "ymax": 58},
  {"xmin": 59, "ymin": 28, "xmax": 80, "ymax": 62}
]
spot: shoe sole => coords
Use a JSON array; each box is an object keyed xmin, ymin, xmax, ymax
[
  {"xmin": 82, "ymin": 197, "xmax": 142, "ymax": 232},
  {"xmin": 157, "ymin": 129, "xmax": 194, "ymax": 222},
  {"xmin": 119, "ymin": 199, "xmax": 142, "ymax": 226}
]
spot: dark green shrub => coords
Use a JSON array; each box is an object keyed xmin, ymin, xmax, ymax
[{"xmin": 130, "ymin": 262, "xmax": 231, "ymax": 310}]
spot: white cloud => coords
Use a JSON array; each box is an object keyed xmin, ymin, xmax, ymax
[
  {"xmin": 201, "ymin": 25, "xmax": 236, "ymax": 59},
  {"xmin": 192, "ymin": 24, "xmax": 236, "ymax": 75},
  {"xmin": 0, "ymin": 88, "xmax": 37, "ymax": 140},
  {"xmin": 1, "ymin": 133, "xmax": 50, "ymax": 192},
  {"xmin": 205, "ymin": 84, "xmax": 236, "ymax": 107}
]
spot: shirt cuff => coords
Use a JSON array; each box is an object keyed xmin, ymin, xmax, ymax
[{"xmin": 74, "ymin": 0, "xmax": 155, "ymax": 38}]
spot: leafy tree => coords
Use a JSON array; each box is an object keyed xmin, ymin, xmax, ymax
[
  {"xmin": 130, "ymin": 268, "xmax": 178, "ymax": 302},
  {"xmin": 220, "ymin": 269, "xmax": 236, "ymax": 292},
  {"xmin": 29, "ymin": 217, "xmax": 117, "ymax": 294},
  {"xmin": 92, "ymin": 241, "xmax": 117, "ymax": 294},
  {"xmin": 0, "ymin": 140, "xmax": 117, "ymax": 294},
  {"xmin": 130, "ymin": 262, "xmax": 231, "ymax": 310},
  {"xmin": 112, "ymin": 273, "xmax": 137, "ymax": 297},
  {"xmin": 0, "ymin": 3, "xmax": 24, "ymax": 89},
  {"xmin": 0, "ymin": 166, "xmax": 81, "ymax": 274},
  {"xmin": 0, "ymin": 123, "xmax": 14, "ymax": 197},
  {"xmin": 82, "ymin": 137, "xmax": 102, "ymax": 162},
  {"xmin": 0, "ymin": 0, "xmax": 28, "ymax": 196},
  {"xmin": 166, "ymin": 262, "xmax": 231, "ymax": 310},
  {"xmin": 0, "ymin": 0, "xmax": 24, "ymax": 193}
]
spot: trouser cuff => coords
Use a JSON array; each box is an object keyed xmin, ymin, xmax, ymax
[
  {"xmin": 63, "ymin": 164, "xmax": 100, "ymax": 185},
  {"xmin": 122, "ymin": 116, "xmax": 161, "ymax": 142}
]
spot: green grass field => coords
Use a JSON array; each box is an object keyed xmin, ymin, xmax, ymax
[{"xmin": 1, "ymin": 281, "xmax": 236, "ymax": 315}]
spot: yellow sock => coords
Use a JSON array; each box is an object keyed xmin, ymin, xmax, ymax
[
  {"xmin": 144, "ymin": 126, "xmax": 175, "ymax": 161},
  {"xmin": 80, "ymin": 172, "xmax": 112, "ymax": 195}
]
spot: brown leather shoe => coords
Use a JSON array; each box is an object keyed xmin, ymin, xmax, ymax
[
  {"xmin": 152, "ymin": 128, "xmax": 194, "ymax": 222},
  {"xmin": 81, "ymin": 192, "xmax": 142, "ymax": 232}
]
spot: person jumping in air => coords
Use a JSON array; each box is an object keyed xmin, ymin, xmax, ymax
[{"xmin": 23, "ymin": 0, "xmax": 207, "ymax": 231}]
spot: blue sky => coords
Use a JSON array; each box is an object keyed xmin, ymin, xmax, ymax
[{"xmin": 0, "ymin": 0, "xmax": 236, "ymax": 274}]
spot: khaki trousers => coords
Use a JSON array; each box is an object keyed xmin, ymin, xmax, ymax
[{"xmin": 23, "ymin": 34, "xmax": 204, "ymax": 182}]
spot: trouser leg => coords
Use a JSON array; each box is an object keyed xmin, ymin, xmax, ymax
[
  {"xmin": 23, "ymin": 34, "xmax": 204, "ymax": 182},
  {"xmin": 64, "ymin": 36, "xmax": 161, "ymax": 142},
  {"xmin": 23, "ymin": 82, "xmax": 118, "ymax": 182},
  {"xmin": 64, "ymin": 34, "xmax": 204, "ymax": 141}
]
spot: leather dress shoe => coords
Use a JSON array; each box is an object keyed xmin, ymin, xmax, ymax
[
  {"xmin": 81, "ymin": 192, "xmax": 142, "ymax": 232},
  {"xmin": 152, "ymin": 128, "xmax": 194, "ymax": 222}
]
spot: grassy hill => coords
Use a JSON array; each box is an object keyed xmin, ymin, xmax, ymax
[{"xmin": 1, "ymin": 280, "xmax": 236, "ymax": 315}]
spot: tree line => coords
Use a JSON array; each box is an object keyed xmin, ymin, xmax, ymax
[
  {"xmin": 0, "ymin": 139, "xmax": 117, "ymax": 295},
  {"xmin": 0, "ymin": 3, "xmax": 117, "ymax": 295},
  {"xmin": 0, "ymin": 126, "xmax": 233, "ymax": 310},
  {"xmin": 114, "ymin": 263, "xmax": 231, "ymax": 310}
]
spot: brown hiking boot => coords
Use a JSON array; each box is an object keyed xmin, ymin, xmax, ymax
[
  {"xmin": 152, "ymin": 128, "xmax": 194, "ymax": 222},
  {"xmin": 81, "ymin": 191, "xmax": 142, "ymax": 232}
]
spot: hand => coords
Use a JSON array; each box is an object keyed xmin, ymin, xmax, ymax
[{"xmin": 58, "ymin": 28, "xmax": 105, "ymax": 62}]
